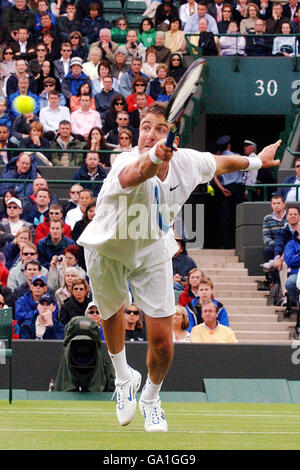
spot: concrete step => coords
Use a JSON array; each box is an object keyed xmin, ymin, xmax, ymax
[
  {"xmin": 228, "ymin": 314, "xmax": 279, "ymax": 323},
  {"xmin": 189, "ymin": 249, "xmax": 236, "ymax": 256},
  {"xmin": 227, "ymin": 306, "xmax": 284, "ymax": 315},
  {"xmin": 235, "ymin": 330, "xmax": 290, "ymax": 340},
  {"xmin": 214, "ymin": 290, "xmax": 268, "ymax": 298},
  {"xmin": 213, "ymin": 283, "xmax": 259, "ymax": 291},
  {"xmin": 197, "ymin": 262, "xmax": 246, "ymax": 268},
  {"xmin": 212, "ymin": 276, "xmax": 265, "ymax": 284},
  {"xmin": 201, "ymin": 268, "xmax": 249, "ymax": 276},
  {"xmin": 231, "ymin": 321, "xmax": 295, "ymax": 331},
  {"xmin": 238, "ymin": 339, "xmax": 293, "ymax": 345}
]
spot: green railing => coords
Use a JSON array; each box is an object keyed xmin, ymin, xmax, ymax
[
  {"xmin": 0, "ymin": 178, "xmax": 105, "ymax": 197},
  {"xmin": 285, "ymin": 111, "xmax": 300, "ymax": 157},
  {"xmin": 247, "ymin": 183, "xmax": 300, "ymax": 201}
]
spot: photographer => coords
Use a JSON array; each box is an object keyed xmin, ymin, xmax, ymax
[
  {"xmin": 37, "ymin": 219, "xmax": 75, "ymax": 269},
  {"xmin": 117, "ymin": 30, "xmax": 146, "ymax": 66},
  {"xmin": 47, "ymin": 244, "xmax": 86, "ymax": 291}
]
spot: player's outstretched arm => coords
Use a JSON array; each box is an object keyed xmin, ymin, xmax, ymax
[{"xmin": 214, "ymin": 140, "xmax": 281, "ymax": 176}]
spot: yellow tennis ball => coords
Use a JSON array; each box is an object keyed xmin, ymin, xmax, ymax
[{"xmin": 13, "ymin": 95, "xmax": 35, "ymax": 114}]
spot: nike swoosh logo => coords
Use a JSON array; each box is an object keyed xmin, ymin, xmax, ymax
[{"xmin": 170, "ymin": 185, "xmax": 180, "ymax": 192}]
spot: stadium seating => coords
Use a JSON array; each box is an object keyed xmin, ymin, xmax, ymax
[
  {"xmin": 103, "ymin": 0, "xmax": 125, "ymax": 23},
  {"xmin": 124, "ymin": 0, "xmax": 147, "ymax": 28},
  {"xmin": 0, "ymin": 308, "xmax": 13, "ymax": 403}
]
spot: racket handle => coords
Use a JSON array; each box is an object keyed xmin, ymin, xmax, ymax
[{"xmin": 165, "ymin": 126, "xmax": 177, "ymax": 149}]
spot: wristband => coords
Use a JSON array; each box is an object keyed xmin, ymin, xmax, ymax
[
  {"xmin": 149, "ymin": 146, "xmax": 163, "ymax": 165},
  {"xmin": 245, "ymin": 156, "xmax": 262, "ymax": 171}
]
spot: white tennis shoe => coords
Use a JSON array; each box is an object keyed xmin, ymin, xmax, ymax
[
  {"xmin": 139, "ymin": 397, "xmax": 168, "ymax": 432},
  {"xmin": 113, "ymin": 368, "xmax": 142, "ymax": 426}
]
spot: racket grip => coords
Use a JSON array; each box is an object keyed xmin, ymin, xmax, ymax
[{"xmin": 165, "ymin": 127, "xmax": 177, "ymax": 149}]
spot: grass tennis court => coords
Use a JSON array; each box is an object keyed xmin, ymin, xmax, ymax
[{"xmin": 1, "ymin": 400, "xmax": 300, "ymax": 450}]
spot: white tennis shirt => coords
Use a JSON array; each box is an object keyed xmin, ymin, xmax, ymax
[{"xmin": 78, "ymin": 147, "xmax": 216, "ymax": 270}]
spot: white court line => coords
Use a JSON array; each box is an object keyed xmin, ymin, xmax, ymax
[{"xmin": 1, "ymin": 428, "xmax": 300, "ymax": 435}]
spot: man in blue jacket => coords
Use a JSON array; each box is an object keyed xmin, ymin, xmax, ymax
[
  {"xmin": 284, "ymin": 230, "xmax": 300, "ymax": 306},
  {"xmin": 72, "ymin": 151, "xmax": 106, "ymax": 197},
  {"xmin": 19, "ymin": 292, "xmax": 65, "ymax": 340},
  {"xmin": 37, "ymin": 219, "xmax": 75, "ymax": 269},
  {"xmin": 61, "ymin": 57, "xmax": 92, "ymax": 101},
  {"xmin": 185, "ymin": 276, "xmax": 229, "ymax": 331}
]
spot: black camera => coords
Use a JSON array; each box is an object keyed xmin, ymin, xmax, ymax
[
  {"xmin": 57, "ymin": 256, "xmax": 63, "ymax": 263},
  {"xmin": 131, "ymin": 42, "xmax": 137, "ymax": 49}
]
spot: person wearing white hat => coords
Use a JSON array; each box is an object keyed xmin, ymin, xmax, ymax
[
  {"xmin": 0, "ymin": 197, "xmax": 33, "ymax": 236},
  {"xmin": 243, "ymin": 138, "xmax": 258, "ymax": 188},
  {"xmin": 61, "ymin": 56, "xmax": 92, "ymax": 100}
]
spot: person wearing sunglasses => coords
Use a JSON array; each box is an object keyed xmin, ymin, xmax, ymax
[
  {"xmin": 0, "ymin": 48, "xmax": 16, "ymax": 95},
  {"xmin": 59, "ymin": 277, "xmax": 91, "ymax": 325},
  {"xmin": 85, "ymin": 301, "xmax": 104, "ymax": 339},
  {"xmin": 276, "ymin": 157, "xmax": 300, "ymax": 202},
  {"xmin": 124, "ymin": 305, "xmax": 146, "ymax": 342},
  {"xmin": 34, "ymin": 203, "xmax": 72, "ymax": 245},
  {"xmin": 19, "ymin": 292, "xmax": 65, "ymax": 340}
]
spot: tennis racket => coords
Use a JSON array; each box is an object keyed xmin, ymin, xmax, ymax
[{"xmin": 165, "ymin": 58, "xmax": 206, "ymax": 149}]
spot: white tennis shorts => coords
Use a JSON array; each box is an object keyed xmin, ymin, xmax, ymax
[{"xmin": 84, "ymin": 247, "xmax": 176, "ymax": 320}]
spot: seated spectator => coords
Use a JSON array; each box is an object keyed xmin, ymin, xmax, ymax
[
  {"xmin": 217, "ymin": 4, "xmax": 233, "ymax": 33},
  {"xmin": 272, "ymin": 21, "xmax": 297, "ymax": 56},
  {"xmin": 47, "ymin": 244, "xmax": 86, "ymax": 291},
  {"xmin": 71, "ymin": 94, "xmax": 102, "ymax": 141},
  {"xmin": 89, "ymin": 28, "xmax": 119, "ymax": 64},
  {"xmin": 164, "ymin": 17, "xmax": 188, "ymax": 54},
  {"xmin": 24, "ymin": 187, "xmax": 52, "ymax": 227},
  {"xmin": 76, "ymin": 0, "xmax": 103, "ymax": 21},
  {"xmin": 3, "ymin": 0, "xmax": 35, "ymax": 45},
  {"xmin": 245, "ymin": 18, "xmax": 273, "ymax": 56},
  {"xmin": 233, "ymin": 0, "xmax": 250, "ymax": 25},
  {"xmin": 94, "ymin": 75, "xmax": 118, "ymax": 123},
  {"xmin": 0, "ymin": 190, "xmax": 20, "ymax": 220},
  {"xmin": 84, "ymin": 127, "xmax": 111, "ymax": 167},
  {"xmin": 240, "ymin": 2, "xmax": 260, "ymax": 34},
  {"xmin": 126, "ymin": 76, "xmax": 154, "ymax": 114},
  {"xmin": 9, "ymin": 75, "xmax": 39, "ymax": 119},
  {"xmin": 35, "ymin": 59, "xmax": 61, "ymax": 95},
  {"xmin": 72, "ymin": 152, "xmax": 106, "ymax": 198},
  {"xmin": 111, "ymin": 17, "xmax": 129, "ymax": 46},
  {"xmin": 292, "ymin": 5, "xmax": 300, "ymax": 34},
  {"xmin": 0, "ymin": 124, "xmax": 18, "ymax": 163},
  {"xmin": 80, "ymin": 2, "xmax": 111, "ymax": 46},
  {"xmin": 266, "ymin": 2, "xmax": 290, "ymax": 34},
  {"xmin": 128, "ymin": 92, "xmax": 148, "ymax": 129},
  {"xmin": 72, "ymin": 200, "xmax": 96, "ymax": 242},
  {"xmin": 21, "ymin": 176, "xmax": 59, "ymax": 219},
  {"xmin": 0, "ymin": 152, "xmax": 39, "ymax": 198},
  {"xmin": 168, "ymin": 52, "xmax": 186, "ymax": 82},
  {"xmin": 0, "ymin": 293, "xmax": 19, "ymax": 337},
  {"xmin": 59, "ymin": 277, "xmax": 91, "ymax": 325},
  {"xmin": 172, "ymin": 236, "xmax": 197, "ymax": 291},
  {"xmin": 110, "ymin": 50, "xmax": 130, "ymax": 86},
  {"xmin": 14, "ymin": 273, "xmax": 57, "ymax": 326},
  {"xmin": 68, "ymin": 30, "xmax": 88, "ymax": 61},
  {"xmin": 2, "ymin": 225, "xmax": 32, "ymax": 270},
  {"xmin": 124, "ymin": 304, "xmax": 147, "ymax": 341},
  {"xmin": 37, "ymin": 14, "xmax": 61, "ymax": 60},
  {"xmin": 0, "ymin": 48, "xmax": 17, "ymax": 96},
  {"xmin": 0, "ymin": 197, "xmax": 34, "ymax": 238},
  {"xmin": 178, "ymin": 267, "xmax": 204, "ymax": 306},
  {"xmin": 82, "ymin": 47, "xmax": 102, "ymax": 81},
  {"xmin": 28, "ymin": 43, "xmax": 48, "ymax": 79},
  {"xmin": 219, "ymin": 20, "xmax": 246, "ymax": 56},
  {"xmin": 85, "ymin": 301, "xmax": 105, "ymax": 340},
  {"xmin": 276, "ymin": 157, "xmax": 300, "ymax": 201},
  {"xmin": 91, "ymin": 59, "xmax": 119, "ymax": 97},
  {"xmin": 141, "ymin": 47, "xmax": 159, "ymax": 80},
  {"xmin": 106, "ymin": 111, "xmax": 138, "ymax": 147},
  {"xmin": 39, "ymin": 77, "xmax": 66, "ymax": 111},
  {"xmin": 119, "ymin": 57, "xmax": 150, "ymax": 99},
  {"xmin": 19, "ymin": 292, "xmax": 65, "ymax": 340},
  {"xmin": 6, "ymin": 57, "xmax": 37, "ymax": 97},
  {"xmin": 39, "ymin": 90, "xmax": 71, "ymax": 137},
  {"xmin": 20, "ymin": 121, "xmax": 51, "ymax": 158},
  {"xmin": 61, "ymin": 56, "xmax": 92, "ymax": 102},
  {"xmin": 172, "ymin": 305, "xmax": 191, "ymax": 342},
  {"xmin": 152, "ymin": 31, "xmax": 172, "ymax": 64},
  {"xmin": 53, "ymin": 42, "xmax": 72, "ymax": 82},
  {"xmin": 157, "ymin": 76, "xmax": 177, "ymax": 104},
  {"xmin": 37, "ymin": 219, "xmax": 75, "ymax": 269},
  {"xmin": 149, "ymin": 63, "xmax": 169, "ymax": 101},
  {"xmin": 190, "ymin": 301, "xmax": 238, "ymax": 343},
  {"xmin": 50, "ymin": 120, "xmax": 85, "ymax": 167},
  {"xmin": 190, "ymin": 17, "xmax": 219, "ymax": 56},
  {"xmin": 8, "ymin": 27, "xmax": 36, "ymax": 62},
  {"xmin": 138, "ymin": 17, "xmax": 157, "ymax": 48},
  {"xmin": 154, "ymin": 0, "xmax": 179, "ymax": 32},
  {"xmin": 65, "ymin": 188, "xmax": 94, "ymax": 230},
  {"xmin": 186, "ymin": 276, "xmax": 230, "ymax": 331},
  {"xmin": 51, "ymin": 0, "xmax": 81, "ymax": 17},
  {"xmin": 102, "ymin": 94, "xmax": 128, "ymax": 134},
  {"xmin": 0, "ymin": 98, "xmax": 10, "ymax": 134},
  {"xmin": 69, "ymin": 81, "xmax": 97, "ymax": 113},
  {"xmin": 284, "ymin": 231, "xmax": 300, "ymax": 307},
  {"xmin": 34, "ymin": 203, "xmax": 72, "ymax": 245},
  {"xmin": 110, "ymin": 129, "xmax": 133, "ymax": 166},
  {"xmin": 12, "ymin": 258, "xmax": 43, "ymax": 301},
  {"xmin": 55, "ymin": 266, "xmax": 85, "ymax": 310},
  {"xmin": 10, "ymin": 112, "xmax": 39, "ymax": 145},
  {"xmin": 57, "ymin": 2, "xmax": 81, "ymax": 42},
  {"xmin": 116, "ymin": 29, "xmax": 147, "ymax": 66},
  {"xmin": 63, "ymin": 184, "xmax": 84, "ymax": 218}
]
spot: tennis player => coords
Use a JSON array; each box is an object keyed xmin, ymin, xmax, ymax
[{"xmin": 78, "ymin": 103, "xmax": 281, "ymax": 432}]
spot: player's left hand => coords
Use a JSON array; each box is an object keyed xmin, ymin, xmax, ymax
[{"xmin": 258, "ymin": 139, "xmax": 281, "ymax": 168}]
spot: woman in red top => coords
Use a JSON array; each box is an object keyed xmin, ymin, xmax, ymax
[
  {"xmin": 178, "ymin": 268, "xmax": 204, "ymax": 307},
  {"xmin": 126, "ymin": 76, "xmax": 154, "ymax": 113}
]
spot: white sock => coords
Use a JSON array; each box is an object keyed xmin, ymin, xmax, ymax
[
  {"xmin": 141, "ymin": 375, "xmax": 162, "ymax": 402},
  {"xmin": 109, "ymin": 347, "xmax": 132, "ymax": 385}
]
